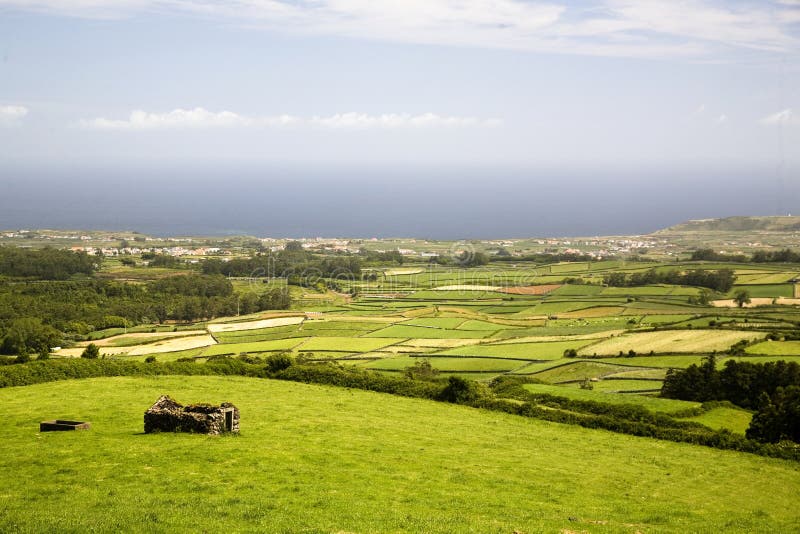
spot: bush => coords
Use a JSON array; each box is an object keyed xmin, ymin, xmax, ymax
[
  {"xmin": 81, "ymin": 343, "xmax": 100, "ymax": 359},
  {"xmin": 15, "ymin": 351, "xmax": 31, "ymax": 364},
  {"xmin": 439, "ymin": 376, "xmax": 479, "ymax": 404},
  {"xmin": 403, "ymin": 359, "xmax": 440, "ymax": 380},
  {"xmin": 265, "ymin": 352, "xmax": 294, "ymax": 373},
  {"xmin": 144, "ymin": 355, "xmax": 157, "ymax": 363}
]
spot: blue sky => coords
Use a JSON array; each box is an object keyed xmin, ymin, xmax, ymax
[{"xmin": 0, "ymin": 1, "xmax": 798, "ymax": 236}]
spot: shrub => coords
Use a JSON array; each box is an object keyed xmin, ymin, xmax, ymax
[
  {"xmin": 403, "ymin": 359, "xmax": 440, "ymax": 380},
  {"xmin": 265, "ymin": 352, "xmax": 294, "ymax": 373},
  {"xmin": 144, "ymin": 355, "xmax": 157, "ymax": 363},
  {"xmin": 438, "ymin": 376, "xmax": 479, "ymax": 404},
  {"xmin": 81, "ymin": 343, "xmax": 100, "ymax": 359}
]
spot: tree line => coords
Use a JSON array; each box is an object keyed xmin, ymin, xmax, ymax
[
  {"xmin": 0, "ymin": 246, "xmax": 100, "ymax": 279},
  {"xmin": 661, "ymin": 356, "xmax": 800, "ymax": 443},
  {"xmin": 201, "ymin": 249, "xmax": 361, "ymax": 280},
  {"xmin": 0, "ymin": 274, "xmax": 290, "ymax": 355},
  {"xmin": 603, "ymin": 268, "xmax": 736, "ymax": 292},
  {"xmin": 691, "ymin": 248, "xmax": 800, "ymax": 264}
]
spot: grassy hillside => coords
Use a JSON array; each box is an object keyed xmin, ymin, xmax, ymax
[
  {"xmin": 656, "ymin": 215, "xmax": 800, "ymax": 234},
  {"xmin": 1, "ymin": 376, "xmax": 798, "ymax": 533}
]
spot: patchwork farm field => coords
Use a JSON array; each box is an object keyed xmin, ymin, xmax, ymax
[
  {"xmin": 2, "ymin": 376, "xmax": 799, "ymax": 533},
  {"xmin": 42, "ymin": 259, "xmax": 800, "ymax": 464},
  {"xmin": 36, "ymin": 262, "xmax": 800, "ymax": 494}
]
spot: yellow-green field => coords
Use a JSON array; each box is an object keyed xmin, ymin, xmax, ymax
[{"xmin": 1, "ymin": 376, "xmax": 798, "ymax": 533}]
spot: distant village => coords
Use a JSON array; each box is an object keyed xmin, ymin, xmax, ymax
[{"xmin": 1, "ymin": 229, "xmax": 676, "ymax": 260}]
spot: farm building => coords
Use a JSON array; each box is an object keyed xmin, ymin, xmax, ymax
[{"xmin": 144, "ymin": 395, "xmax": 239, "ymax": 435}]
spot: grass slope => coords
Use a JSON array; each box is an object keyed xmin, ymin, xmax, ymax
[{"xmin": 1, "ymin": 376, "xmax": 799, "ymax": 533}]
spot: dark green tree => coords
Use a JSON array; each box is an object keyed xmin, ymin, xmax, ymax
[
  {"xmin": 746, "ymin": 386, "xmax": 800, "ymax": 443},
  {"xmin": 734, "ymin": 290, "xmax": 751, "ymax": 308},
  {"xmin": 439, "ymin": 376, "xmax": 479, "ymax": 404},
  {"xmin": 81, "ymin": 343, "xmax": 101, "ymax": 359},
  {"xmin": 0, "ymin": 317, "xmax": 62, "ymax": 355}
]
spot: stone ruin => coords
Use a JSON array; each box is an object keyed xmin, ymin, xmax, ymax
[{"xmin": 144, "ymin": 395, "xmax": 239, "ymax": 435}]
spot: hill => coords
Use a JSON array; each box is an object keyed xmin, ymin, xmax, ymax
[
  {"xmin": 655, "ymin": 215, "xmax": 800, "ymax": 234},
  {"xmin": 1, "ymin": 376, "xmax": 798, "ymax": 532}
]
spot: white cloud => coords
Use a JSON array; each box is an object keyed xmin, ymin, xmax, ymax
[
  {"xmin": 78, "ymin": 108, "xmax": 257, "ymax": 130},
  {"xmin": 716, "ymin": 114, "xmax": 727, "ymax": 124},
  {"xmin": 760, "ymin": 108, "xmax": 797, "ymax": 125},
  {"xmin": 0, "ymin": 105, "xmax": 29, "ymax": 123},
  {"xmin": 2, "ymin": 0, "xmax": 798, "ymax": 60},
  {"xmin": 78, "ymin": 108, "xmax": 500, "ymax": 131}
]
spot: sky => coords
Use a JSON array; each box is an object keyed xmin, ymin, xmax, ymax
[{"xmin": 0, "ymin": 1, "xmax": 799, "ymax": 237}]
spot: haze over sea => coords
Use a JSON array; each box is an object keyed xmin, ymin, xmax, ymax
[{"xmin": 1, "ymin": 164, "xmax": 794, "ymax": 239}]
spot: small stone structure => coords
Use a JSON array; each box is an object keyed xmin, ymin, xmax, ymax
[
  {"xmin": 144, "ymin": 395, "xmax": 239, "ymax": 435},
  {"xmin": 40, "ymin": 420, "xmax": 91, "ymax": 432}
]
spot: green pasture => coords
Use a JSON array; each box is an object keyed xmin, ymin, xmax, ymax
[
  {"xmin": 403, "ymin": 317, "xmax": 467, "ymax": 329},
  {"xmin": 531, "ymin": 361, "xmax": 647, "ymax": 383},
  {"xmin": 434, "ymin": 339, "xmax": 595, "ymax": 360},
  {"xmin": 203, "ymin": 338, "xmax": 305, "ymax": 357},
  {"xmin": 728, "ymin": 284, "xmax": 793, "ymax": 298},
  {"xmin": 297, "ymin": 337, "xmax": 404, "ymax": 353},
  {"xmin": 679, "ymin": 406, "xmax": 753, "ymax": 435},
  {"xmin": 364, "ymin": 356, "xmax": 524, "ymax": 373},
  {"xmin": 364, "ymin": 325, "xmax": 491, "ymax": 339},
  {"xmin": 593, "ymin": 355, "xmax": 715, "ymax": 369},
  {"xmin": 745, "ymin": 340, "xmax": 800, "ymax": 356},
  {"xmin": 456, "ymin": 319, "xmax": 521, "ymax": 331},
  {"xmin": 588, "ymin": 379, "xmax": 663, "ymax": 392},
  {"xmin": 5, "ymin": 376, "xmax": 796, "ymax": 532},
  {"xmin": 522, "ymin": 383, "xmax": 700, "ymax": 414},
  {"xmin": 549, "ymin": 284, "xmax": 605, "ymax": 296}
]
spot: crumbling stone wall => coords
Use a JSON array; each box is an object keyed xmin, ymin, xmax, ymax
[{"xmin": 144, "ymin": 395, "xmax": 239, "ymax": 435}]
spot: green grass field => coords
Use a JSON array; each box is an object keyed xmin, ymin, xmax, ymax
[
  {"xmin": 745, "ymin": 340, "xmax": 800, "ymax": 356},
  {"xmin": 531, "ymin": 361, "xmax": 647, "ymax": 383},
  {"xmin": 363, "ymin": 324, "xmax": 492, "ymax": 339},
  {"xmin": 680, "ymin": 406, "xmax": 754, "ymax": 435},
  {"xmin": 434, "ymin": 339, "xmax": 596, "ymax": 360},
  {"xmin": 4, "ymin": 376, "xmax": 797, "ymax": 532},
  {"xmin": 589, "ymin": 379, "xmax": 663, "ymax": 392},
  {"xmin": 593, "ymin": 355, "xmax": 714, "ymax": 368},
  {"xmin": 297, "ymin": 336, "xmax": 404, "ymax": 353},
  {"xmin": 522, "ymin": 382, "xmax": 700, "ymax": 413},
  {"xmin": 364, "ymin": 356, "xmax": 524, "ymax": 372}
]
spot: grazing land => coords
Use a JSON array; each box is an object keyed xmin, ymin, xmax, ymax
[{"xmin": 1, "ymin": 376, "xmax": 798, "ymax": 533}]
